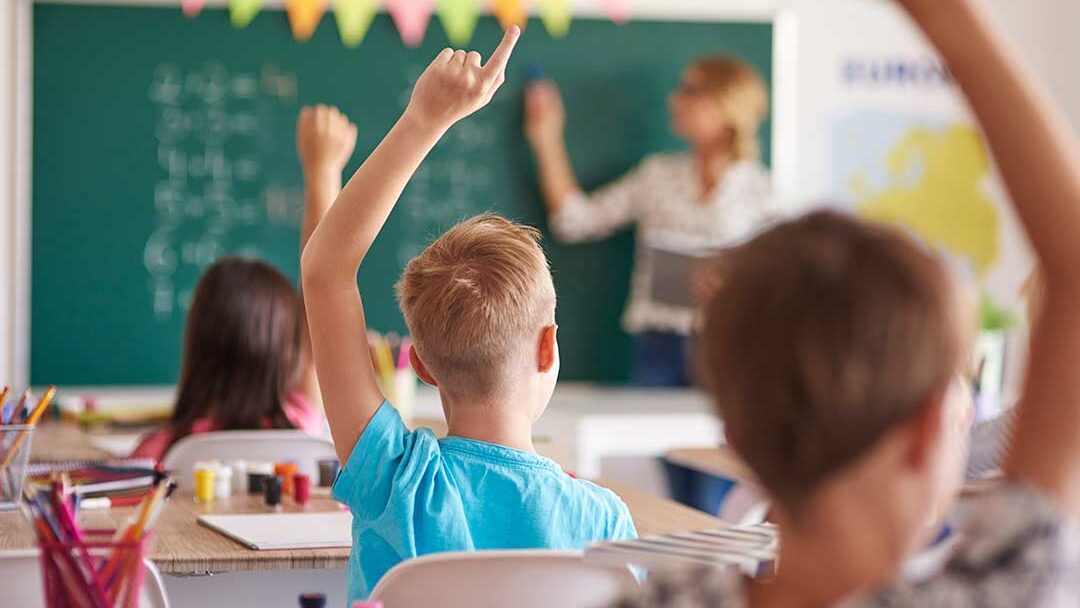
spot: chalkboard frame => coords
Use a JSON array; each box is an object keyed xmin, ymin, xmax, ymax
[{"xmin": 8, "ymin": 0, "xmax": 798, "ymax": 390}]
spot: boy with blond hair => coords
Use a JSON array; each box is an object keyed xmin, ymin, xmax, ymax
[
  {"xmin": 301, "ymin": 28, "xmax": 635, "ymax": 603},
  {"xmin": 613, "ymin": 1, "xmax": 1080, "ymax": 606}
]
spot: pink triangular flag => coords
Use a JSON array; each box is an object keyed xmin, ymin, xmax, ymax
[
  {"xmin": 182, "ymin": 0, "xmax": 206, "ymax": 18},
  {"xmin": 597, "ymin": 0, "xmax": 629, "ymax": 24},
  {"xmin": 386, "ymin": 0, "xmax": 436, "ymax": 48}
]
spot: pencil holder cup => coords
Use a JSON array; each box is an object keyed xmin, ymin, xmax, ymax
[
  {"xmin": 39, "ymin": 530, "xmax": 150, "ymax": 608},
  {"xmin": 0, "ymin": 424, "xmax": 34, "ymax": 510}
]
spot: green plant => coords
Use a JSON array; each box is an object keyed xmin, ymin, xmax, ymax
[{"xmin": 981, "ymin": 296, "xmax": 1017, "ymax": 332}]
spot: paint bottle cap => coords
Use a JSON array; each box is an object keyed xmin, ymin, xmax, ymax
[{"xmin": 299, "ymin": 593, "xmax": 326, "ymax": 608}]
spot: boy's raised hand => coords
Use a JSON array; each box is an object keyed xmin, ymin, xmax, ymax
[{"xmin": 405, "ymin": 26, "xmax": 521, "ymax": 131}]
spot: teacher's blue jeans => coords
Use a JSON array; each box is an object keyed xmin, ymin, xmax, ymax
[
  {"xmin": 632, "ymin": 330, "xmax": 692, "ymax": 387},
  {"xmin": 634, "ymin": 331, "xmax": 735, "ymax": 513}
]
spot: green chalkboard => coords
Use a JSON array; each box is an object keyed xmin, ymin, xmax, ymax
[{"xmin": 31, "ymin": 3, "xmax": 772, "ymax": 386}]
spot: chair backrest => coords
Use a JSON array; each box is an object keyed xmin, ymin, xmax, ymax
[
  {"xmin": 161, "ymin": 430, "xmax": 336, "ymax": 488},
  {"xmin": 369, "ymin": 550, "xmax": 637, "ymax": 608},
  {"xmin": 0, "ymin": 549, "xmax": 170, "ymax": 608},
  {"xmin": 718, "ymin": 482, "xmax": 771, "ymax": 526}
]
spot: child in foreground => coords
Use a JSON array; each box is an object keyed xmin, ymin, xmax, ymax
[
  {"xmin": 301, "ymin": 27, "xmax": 635, "ymax": 603},
  {"xmin": 133, "ymin": 106, "xmax": 356, "ymax": 462},
  {"xmin": 612, "ymin": 0, "xmax": 1080, "ymax": 606}
]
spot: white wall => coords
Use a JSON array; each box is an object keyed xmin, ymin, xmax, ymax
[
  {"xmin": 2, "ymin": 0, "xmax": 1080, "ymax": 385},
  {"xmin": 1, "ymin": 1, "xmax": 16, "ymax": 387}
]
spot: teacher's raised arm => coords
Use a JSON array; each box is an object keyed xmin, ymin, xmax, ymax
[{"xmin": 523, "ymin": 57, "xmax": 775, "ymax": 387}]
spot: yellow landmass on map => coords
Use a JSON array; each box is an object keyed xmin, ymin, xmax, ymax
[{"xmin": 853, "ymin": 125, "xmax": 998, "ymax": 277}]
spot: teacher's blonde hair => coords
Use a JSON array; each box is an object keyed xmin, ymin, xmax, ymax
[{"xmin": 690, "ymin": 56, "xmax": 769, "ymax": 161}]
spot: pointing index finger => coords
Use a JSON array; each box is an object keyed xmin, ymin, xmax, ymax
[{"xmin": 482, "ymin": 26, "xmax": 521, "ymax": 81}]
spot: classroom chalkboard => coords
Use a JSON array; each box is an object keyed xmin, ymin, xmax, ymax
[{"xmin": 31, "ymin": 3, "xmax": 772, "ymax": 386}]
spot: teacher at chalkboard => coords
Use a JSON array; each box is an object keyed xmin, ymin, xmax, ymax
[{"xmin": 524, "ymin": 56, "xmax": 778, "ymax": 387}]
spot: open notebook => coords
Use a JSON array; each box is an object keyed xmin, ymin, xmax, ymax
[{"xmin": 198, "ymin": 511, "xmax": 353, "ymax": 550}]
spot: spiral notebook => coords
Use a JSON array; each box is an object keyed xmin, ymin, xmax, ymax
[{"xmin": 198, "ymin": 511, "xmax": 353, "ymax": 550}]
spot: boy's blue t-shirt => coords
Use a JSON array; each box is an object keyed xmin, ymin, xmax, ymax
[{"xmin": 331, "ymin": 402, "xmax": 637, "ymax": 603}]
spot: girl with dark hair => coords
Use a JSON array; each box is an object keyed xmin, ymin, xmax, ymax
[{"xmin": 133, "ymin": 105, "xmax": 358, "ymax": 461}]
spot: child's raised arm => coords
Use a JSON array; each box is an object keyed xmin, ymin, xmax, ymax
[
  {"xmin": 301, "ymin": 27, "xmax": 520, "ymax": 462},
  {"xmin": 296, "ymin": 105, "xmax": 358, "ymax": 414},
  {"xmin": 900, "ymin": 0, "xmax": 1080, "ymax": 511}
]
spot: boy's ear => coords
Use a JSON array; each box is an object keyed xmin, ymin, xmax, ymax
[
  {"xmin": 905, "ymin": 386, "xmax": 948, "ymax": 471},
  {"xmin": 409, "ymin": 347, "xmax": 438, "ymax": 387},
  {"xmin": 538, "ymin": 324, "xmax": 558, "ymax": 373}
]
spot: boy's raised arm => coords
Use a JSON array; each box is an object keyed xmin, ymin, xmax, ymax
[
  {"xmin": 900, "ymin": 0, "xmax": 1080, "ymax": 511},
  {"xmin": 301, "ymin": 27, "xmax": 520, "ymax": 462}
]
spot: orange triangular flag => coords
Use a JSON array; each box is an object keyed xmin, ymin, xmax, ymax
[
  {"xmin": 387, "ymin": 0, "xmax": 436, "ymax": 47},
  {"xmin": 287, "ymin": 0, "xmax": 328, "ymax": 41},
  {"xmin": 491, "ymin": 0, "xmax": 527, "ymax": 31}
]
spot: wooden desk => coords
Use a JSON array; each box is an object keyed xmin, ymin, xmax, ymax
[
  {"xmin": 596, "ymin": 478, "xmax": 722, "ymax": 537},
  {"xmin": 664, "ymin": 446, "xmax": 756, "ymax": 483},
  {"xmin": 29, "ymin": 421, "xmax": 130, "ymax": 462},
  {"xmin": 0, "ymin": 480, "xmax": 719, "ymax": 574}
]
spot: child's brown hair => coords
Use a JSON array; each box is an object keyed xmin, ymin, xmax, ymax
[
  {"xmin": 396, "ymin": 214, "xmax": 556, "ymax": 395},
  {"xmin": 699, "ymin": 211, "xmax": 973, "ymax": 511}
]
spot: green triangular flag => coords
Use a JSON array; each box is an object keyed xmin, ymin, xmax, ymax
[
  {"xmin": 230, "ymin": 0, "xmax": 264, "ymax": 28},
  {"xmin": 540, "ymin": 0, "xmax": 571, "ymax": 38},
  {"xmin": 436, "ymin": 0, "xmax": 480, "ymax": 46},
  {"xmin": 334, "ymin": 0, "xmax": 379, "ymax": 48}
]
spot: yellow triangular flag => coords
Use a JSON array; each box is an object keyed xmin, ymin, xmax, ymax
[
  {"xmin": 436, "ymin": 0, "xmax": 479, "ymax": 46},
  {"xmin": 491, "ymin": 0, "xmax": 526, "ymax": 31},
  {"xmin": 333, "ymin": 0, "xmax": 379, "ymax": 48},
  {"xmin": 230, "ymin": 0, "xmax": 264, "ymax": 28},
  {"xmin": 287, "ymin": 0, "xmax": 328, "ymax": 41},
  {"xmin": 539, "ymin": 0, "xmax": 570, "ymax": 38}
]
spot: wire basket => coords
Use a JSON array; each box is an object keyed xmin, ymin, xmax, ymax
[
  {"xmin": 39, "ymin": 530, "xmax": 149, "ymax": 608},
  {"xmin": 0, "ymin": 424, "xmax": 34, "ymax": 510}
]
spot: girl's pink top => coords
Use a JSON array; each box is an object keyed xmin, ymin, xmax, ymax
[{"xmin": 130, "ymin": 392, "xmax": 324, "ymax": 463}]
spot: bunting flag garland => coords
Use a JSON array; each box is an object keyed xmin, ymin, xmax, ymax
[
  {"xmin": 491, "ymin": 0, "xmax": 527, "ymax": 31},
  {"xmin": 539, "ymin": 0, "xmax": 570, "ymax": 38},
  {"xmin": 333, "ymin": 0, "xmax": 380, "ymax": 47},
  {"xmin": 286, "ymin": 0, "xmax": 328, "ymax": 41},
  {"xmin": 596, "ymin": 0, "xmax": 629, "ymax": 24},
  {"xmin": 181, "ymin": 0, "xmax": 206, "ymax": 18},
  {"xmin": 230, "ymin": 0, "xmax": 265, "ymax": 28},
  {"xmin": 436, "ymin": 0, "xmax": 480, "ymax": 46},
  {"xmin": 386, "ymin": 0, "xmax": 436, "ymax": 47}
]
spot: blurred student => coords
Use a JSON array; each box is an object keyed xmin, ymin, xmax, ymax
[
  {"xmin": 301, "ymin": 29, "xmax": 635, "ymax": 604},
  {"xmin": 132, "ymin": 106, "xmax": 357, "ymax": 462},
  {"xmin": 524, "ymin": 55, "xmax": 776, "ymax": 386},
  {"xmin": 612, "ymin": 1, "xmax": 1080, "ymax": 607}
]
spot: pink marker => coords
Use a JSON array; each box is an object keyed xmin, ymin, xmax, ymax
[{"xmin": 397, "ymin": 338, "xmax": 412, "ymax": 370}]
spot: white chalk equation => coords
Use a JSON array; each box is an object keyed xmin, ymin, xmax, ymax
[{"xmin": 145, "ymin": 61, "xmax": 300, "ymax": 321}]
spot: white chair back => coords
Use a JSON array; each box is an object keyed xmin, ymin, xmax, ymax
[
  {"xmin": 161, "ymin": 430, "xmax": 336, "ymax": 488},
  {"xmin": 369, "ymin": 550, "xmax": 637, "ymax": 608},
  {"xmin": 0, "ymin": 549, "xmax": 170, "ymax": 608}
]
